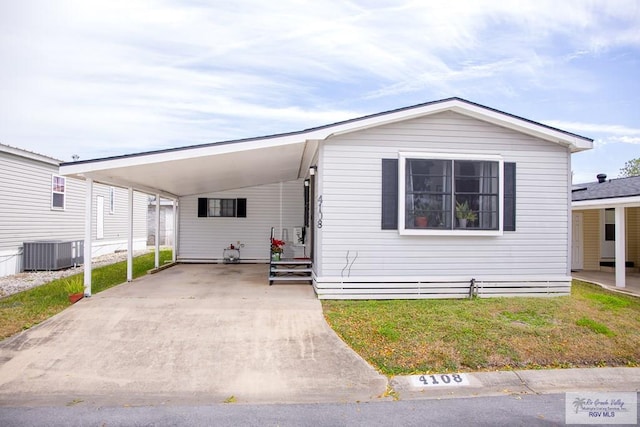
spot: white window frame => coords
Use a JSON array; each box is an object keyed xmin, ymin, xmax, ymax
[
  {"xmin": 51, "ymin": 175, "xmax": 66, "ymax": 210},
  {"xmin": 109, "ymin": 187, "xmax": 115, "ymax": 214},
  {"xmin": 398, "ymin": 152, "xmax": 504, "ymax": 236},
  {"xmin": 208, "ymin": 198, "xmax": 237, "ymax": 217}
]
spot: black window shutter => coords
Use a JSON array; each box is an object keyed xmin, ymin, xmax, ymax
[
  {"xmin": 198, "ymin": 198, "xmax": 208, "ymax": 217},
  {"xmin": 504, "ymin": 163, "xmax": 516, "ymax": 231},
  {"xmin": 381, "ymin": 159, "xmax": 398, "ymax": 230},
  {"xmin": 236, "ymin": 198, "xmax": 247, "ymax": 218}
]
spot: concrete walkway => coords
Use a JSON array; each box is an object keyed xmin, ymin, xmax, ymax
[
  {"xmin": 0, "ymin": 264, "xmax": 387, "ymax": 406},
  {"xmin": 572, "ymin": 270, "xmax": 640, "ymax": 297}
]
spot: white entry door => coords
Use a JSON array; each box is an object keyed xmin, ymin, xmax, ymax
[
  {"xmin": 601, "ymin": 208, "xmax": 615, "ymax": 259},
  {"xmin": 571, "ymin": 212, "xmax": 583, "ymax": 270}
]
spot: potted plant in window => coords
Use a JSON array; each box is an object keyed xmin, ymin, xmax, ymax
[
  {"xmin": 271, "ymin": 238, "xmax": 285, "ymax": 261},
  {"xmin": 64, "ymin": 276, "xmax": 84, "ymax": 304},
  {"xmin": 455, "ymin": 201, "xmax": 477, "ymax": 228},
  {"xmin": 413, "ymin": 199, "xmax": 428, "ymax": 228}
]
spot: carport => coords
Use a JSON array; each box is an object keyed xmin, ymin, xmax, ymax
[{"xmin": 60, "ymin": 132, "xmax": 321, "ymax": 296}]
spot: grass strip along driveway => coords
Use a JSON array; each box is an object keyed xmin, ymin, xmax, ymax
[
  {"xmin": 322, "ymin": 281, "xmax": 640, "ymax": 375},
  {"xmin": 0, "ymin": 251, "xmax": 173, "ymax": 340}
]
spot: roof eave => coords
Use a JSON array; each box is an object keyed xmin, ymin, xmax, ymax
[{"xmin": 572, "ymin": 195, "xmax": 640, "ymax": 209}]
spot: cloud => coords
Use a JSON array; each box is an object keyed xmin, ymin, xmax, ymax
[
  {"xmin": 1, "ymin": 0, "xmax": 639, "ymax": 161},
  {"xmin": 544, "ymin": 121, "xmax": 640, "ymax": 136},
  {"xmin": 544, "ymin": 121, "xmax": 640, "ymax": 148}
]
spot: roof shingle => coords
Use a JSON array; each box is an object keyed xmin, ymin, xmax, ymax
[{"xmin": 572, "ymin": 175, "xmax": 640, "ymax": 201}]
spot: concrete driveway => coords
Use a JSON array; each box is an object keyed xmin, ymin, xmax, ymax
[{"xmin": 0, "ymin": 264, "xmax": 387, "ymax": 406}]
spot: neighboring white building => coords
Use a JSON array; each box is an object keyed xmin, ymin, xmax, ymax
[
  {"xmin": 147, "ymin": 197, "xmax": 175, "ymax": 246},
  {"xmin": 0, "ymin": 143, "xmax": 148, "ymax": 278},
  {"xmin": 61, "ymin": 98, "xmax": 593, "ymax": 299}
]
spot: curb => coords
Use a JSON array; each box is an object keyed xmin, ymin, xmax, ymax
[{"xmin": 390, "ymin": 367, "xmax": 640, "ymax": 400}]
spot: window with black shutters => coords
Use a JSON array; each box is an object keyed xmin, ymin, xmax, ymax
[
  {"xmin": 197, "ymin": 198, "xmax": 247, "ymax": 218},
  {"xmin": 381, "ymin": 155, "xmax": 516, "ymax": 234}
]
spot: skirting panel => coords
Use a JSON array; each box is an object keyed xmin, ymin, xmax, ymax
[{"xmin": 313, "ymin": 279, "xmax": 571, "ymax": 300}]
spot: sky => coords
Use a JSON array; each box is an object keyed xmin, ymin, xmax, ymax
[{"xmin": 1, "ymin": 0, "xmax": 638, "ymax": 184}]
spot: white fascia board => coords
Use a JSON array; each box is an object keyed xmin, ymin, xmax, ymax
[
  {"xmin": 323, "ymin": 99, "xmax": 592, "ymax": 152},
  {"xmin": 572, "ymin": 196, "xmax": 640, "ymax": 209},
  {"xmin": 447, "ymin": 104, "xmax": 593, "ymax": 152},
  {"xmin": 1, "ymin": 144, "xmax": 61, "ymax": 165},
  {"xmin": 323, "ymin": 101, "xmax": 457, "ymax": 139},
  {"xmin": 60, "ymin": 134, "xmax": 309, "ymax": 176}
]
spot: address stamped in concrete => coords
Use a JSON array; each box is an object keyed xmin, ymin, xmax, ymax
[{"xmin": 410, "ymin": 373, "xmax": 470, "ymax": 387}]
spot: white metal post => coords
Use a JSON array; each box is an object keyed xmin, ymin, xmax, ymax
[
  {"xmin": 615, "ymin": 206, "xmax": 626, "ymax": 288},
  {"xmin": 155, "ymin": 194, "xmax": 160, "ymax": 268},
  {"xmin": 172, "ymin": 199, "xmax": 177, "ymax": 262},
  {"xmin": 83, "ymin": 178, "xmax": 93, "ymax": 297},
  {"xmin": 127, "ymin": 187, "xmax": 133, "ymax": 282}
]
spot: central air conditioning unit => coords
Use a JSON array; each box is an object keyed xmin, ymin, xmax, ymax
[{"xmin": 23, "ymin": 240, "xmax": 84, "ymax": 271}]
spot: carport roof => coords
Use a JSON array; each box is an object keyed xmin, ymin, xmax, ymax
[{"xmin": 59, "ymin": 97, "xmax": 593, "ymax": 198}]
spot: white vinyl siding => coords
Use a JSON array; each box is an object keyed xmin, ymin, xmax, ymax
[
  {"xmin": 0, "ymin": 149, "xmax": 148, "ymax": 276},
  {"xmin": 316, "ymin": 111, "xmax": 570, "ymax": 282},
  {"xmin": 178, "ymin": 180, "xmax": 304, "ymax": 261},
  {"xmin": 0, "ymin": 153, "xmax": 85, "ymax": 251}
]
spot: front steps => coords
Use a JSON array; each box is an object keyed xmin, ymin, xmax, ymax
[{"xmin": 269, "ymin": 259, "xmax": 312, "ymax": 285}]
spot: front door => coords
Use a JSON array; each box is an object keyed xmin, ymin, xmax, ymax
[
  {"xmin": 572, "ymin": 212, "xmax": 583, "ymax": 270},
  {"xmin": 601, "ymin": 208, "xmax": 615, "ymax": 259},
  {"xmin": 308, "ymin": 174, "xmax": 316, "ymax": 262}
]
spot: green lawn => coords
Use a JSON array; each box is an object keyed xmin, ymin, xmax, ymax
[
  {"xmin": 322, "ymin": 280, "xmax": 640, "ymax": 375},
  {"xmin": 0, "ymin": 250, "xmax": 173, "ymax": 340}
]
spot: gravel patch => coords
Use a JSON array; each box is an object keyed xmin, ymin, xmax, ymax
[{"xmin": 0, "ymin": 249, "xmax": 153, "ymax": 298}]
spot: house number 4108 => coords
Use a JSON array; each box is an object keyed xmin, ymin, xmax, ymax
[{"xmin": 410, "ymin": 373, "xmax": 470, "ymax": 387}]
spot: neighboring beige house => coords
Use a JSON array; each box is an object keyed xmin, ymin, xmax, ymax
[
  {"xmin": 572, "ymin": 174, "xmax": 640, "ymax": 288},
  {"xmin": 0, "ymin": 143, "xmax": 148, "ymax": 278}
]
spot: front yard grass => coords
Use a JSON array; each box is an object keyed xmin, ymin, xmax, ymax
[
  {"xmin": 322, "ymin": 280, "xmax": 640, "ymax": 375},
  {"xmin": 0, "ymin": 250, "xmax": 173, "ymax": 340}
]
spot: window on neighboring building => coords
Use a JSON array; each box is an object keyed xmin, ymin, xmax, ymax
[
  {"xmin": 197, "ymin": 198, "xmax": 247, "ymax": 218},
  {"xmin": 51, "ymin": 175, "xmax": 66, "ymax": 210},
  {"xmin": 604, "ymin": 208, "xmax": 615, "ymax": 241}
]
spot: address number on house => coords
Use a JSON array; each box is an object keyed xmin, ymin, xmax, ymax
[{"xmin": 410, "ymin": 373, "xmax": 470, "ymax": 388}]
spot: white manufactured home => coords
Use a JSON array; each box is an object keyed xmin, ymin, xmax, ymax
[
  {"xmin": 0, "ymin": 143, "xmax": 148, "ymax": 278},
  {"xmin": 60, "ymin": 98, "xmax": 593, "ymax": 299}
]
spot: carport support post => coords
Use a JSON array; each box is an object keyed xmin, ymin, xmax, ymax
[
  {"xmin": 127, "ymin": 187, "xmax": 133, "ymax": 282},
  {"xmin": 171, "ymin": 199, "xmax": 178, "ymax": 262},
  {"xmin": 83, "ymin": 178, "xmax": 93, "ymax": 297},
  {"xmin": 172, "ymin": 199, "xmax": 177, "ymax": 262},
  {"xmin": 155, "ymin": 194, "xmax": 160, "ymax": 268},
  {"xmin": 615, "ymin": 206, "xmax": 626, "ymax": 288}
]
